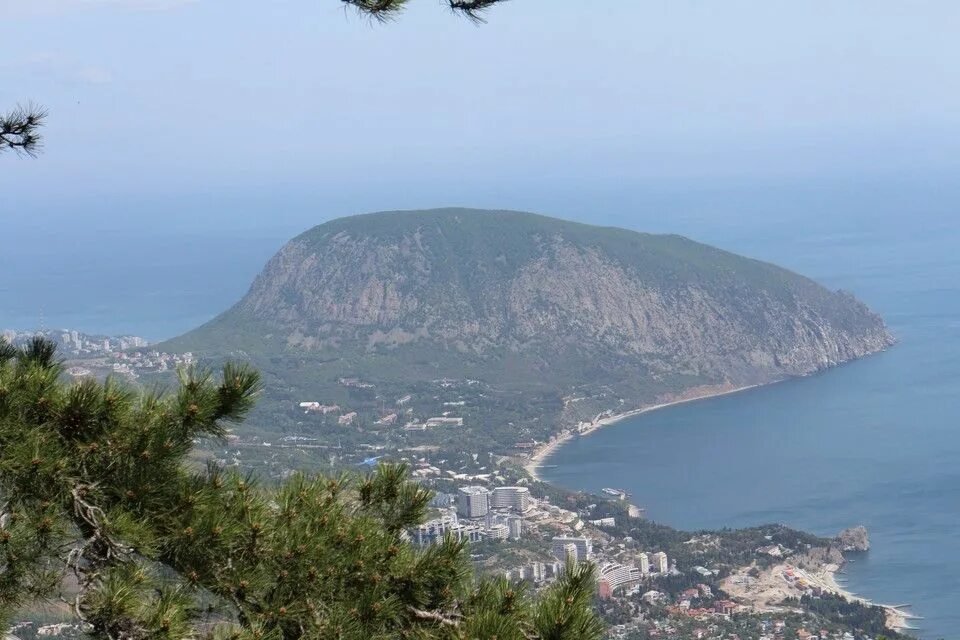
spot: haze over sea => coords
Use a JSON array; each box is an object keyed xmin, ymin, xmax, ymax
[{"xmin": 3, "ymin": 178, "xmax": 958, "ymax": 637}]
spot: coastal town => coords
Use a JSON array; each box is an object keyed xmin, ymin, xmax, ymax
[
  {"xmin": 0, "ymin": 329, "xmax": 919, "ymax": 640},
  {"xmin": 215, "ymin": 372, "xmax": 920, "ymax": 640},
  {"xmin": 1, "ymin": 328, "xmax": 192, "ymax": 380}
]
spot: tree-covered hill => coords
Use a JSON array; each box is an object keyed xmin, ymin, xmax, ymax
[{"xmin": 164, "ymin": 209, "xmax": 890, "ymax": 419}]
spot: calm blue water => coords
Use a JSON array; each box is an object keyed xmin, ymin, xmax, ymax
[
  {"xmin": 0, "ymin": 215, "xmax": 286, "ymax": 340},
  {"xmin": 544, "ymin": 209, "xmax": 960, "ymax": 638}
]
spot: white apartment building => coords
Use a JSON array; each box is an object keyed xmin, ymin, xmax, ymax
[
  {"xmin": 490, "ymin": 486, "xmax": 531, "ymax": 512},
  {"xmin": 653, "ymin": 551, "xmax": 669, "ymax": 573},
  {"xmin": 638, "ymin": 552, "xmax": 650, "ymax": 575},
  {"xmin": 507, "ymin": 515, "xmax": 523, "ymax": 540},
  {"xmin": 485, "ymin": 523, "xmax": 510, "ymax": 541},
  {"xmin": 552, "ymin": 536, "xmax": 592, "ymax": 563},
  {"xmin": 411, "ymin": 513, "xmax": 483, "ymax": 546},
  {"xmin": 599, "ymin": 563, "xmax": 643, "ymax": 592},
  {"xmin": 530, "ymin": 562, "xmax": 545, "ymax": 583},
  {"xmin": 457, "ymin": 486, "xmax": 490, "ymax": 518}
]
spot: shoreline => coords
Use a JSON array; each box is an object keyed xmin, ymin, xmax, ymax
[
  {"xmin": 526, "ymin": 375, "xmax": 913, "ymax": 635},
  {"xmin": 722, "ymin": 558, "xmax": 912, "ymax": 633},
  {"xmin": 821, "ymin": 565, "xmax": 911, "ymax": 632},
  {"xmin": 795, "ymin": 561, "xmax": 911, "ymax": 632},
  {"xmin": 524, "ymin": 382, "xmax": 763, "ymax": 481}
]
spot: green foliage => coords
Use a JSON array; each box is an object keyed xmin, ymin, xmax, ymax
[
  {"xmin": 0, "ymin": 337, "xmax": 603, "ymax": 639},
  {"xmin": 161, "ymin": 208, "xmax": 888, "ymax": 458},
  {"xmin": 798, "ymin": 593, "xmax": 913, "ymax": 640}
]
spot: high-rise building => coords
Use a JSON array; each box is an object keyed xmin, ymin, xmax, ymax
[
  {"xmin": 551, "ymin": 536, "xmax": 592, "ymax": 563},
  {"xmin": 638, "ymin": 553, "xmax": 650, "ymax": 575},
  {"xmin": 507, "ymin": 515, "xmax": 523, "ymax": 540},
  {"xmin": 485, "ymin": 523, "xmax": 509, "ymax": 541},
  {"xmin": 457, "ymin": 486, "xmax": 490, "ymax": 518},
  {"xmin": 490, "ymin": 486, "xmax": 531, "ymax": 512},
  {"xmin": 428, "ymin": 492, "xmax": 455, "ymax": 509},
  {"xmin": 653, "ymin": 551, "xmax": 669, "ymax": 573},
  {"xmin": 411, "ymin": 513, "xmax": 459, "ymax": 545},
  {"xmin": 530, "ymin": 562, "xmax": 545, "ymax": 583},
  {"xmin": 410, "ymin": 513, "xmax": 484, "ymax": 546},
  {"xmin": 599, "ymin": 563, "xmax": 642, "ymax": 593}
]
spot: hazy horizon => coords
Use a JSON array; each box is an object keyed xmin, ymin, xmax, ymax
[
  {"xmin": 5, "ymin": 1, "xmax": 960, "ymax": 203},
  {"xmin": 6, "ymin": 2, "xmax": 960, "ymax": 335},
  {"xmin": 4, "ymin": 176, "xmax": 956, "ymax": 340}
]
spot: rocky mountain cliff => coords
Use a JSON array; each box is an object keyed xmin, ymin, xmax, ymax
[{"xmin": 168, "ymin": 209, "xmax": 892, "ymax": 408}]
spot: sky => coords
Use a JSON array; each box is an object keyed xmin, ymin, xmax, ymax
[
  {"xmin": 3, "ymin": 1, "xmax": 960, "ymax": 223},
  {"xmin": 2, "ymin": 0, "xmax": 960, "ymax": 335}
]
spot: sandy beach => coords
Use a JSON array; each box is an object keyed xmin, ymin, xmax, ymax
[
  {"xmin": 524, "ymin": 382, "xmax": 761, "ymax": 480},
  {"xmin": 722, "ymin": 560, "xmax": 912, "ymax": 633},
  {"xmin": 818, "ymin": 566, "xmax": 913, "ymax": 632}
]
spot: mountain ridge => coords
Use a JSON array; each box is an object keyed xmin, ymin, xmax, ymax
[{"xmin": 164, "ymin": 208, "xmax": 893, "ymax": 437}]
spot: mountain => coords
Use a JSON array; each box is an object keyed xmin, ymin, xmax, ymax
[{"xmin": 165, "ymin": 209, "xmax": 892, "ymax": 440}]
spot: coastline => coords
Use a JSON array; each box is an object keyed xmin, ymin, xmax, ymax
[
  {"xmin": 800, "ymin": 561, "xmax": 910, "ymax": 632},
  {"xmin": 524, "ymin": 382, "xmax": 763, "ymax": 481},
  {"xmin": 722, "ymin": 558, "xmax": 911, "ymax": 633},
  {"xmin": 528, "ymin": 376, "xmax": 913, "ymax": 636}
]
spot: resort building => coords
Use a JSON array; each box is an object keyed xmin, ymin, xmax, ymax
[
  {"xmin": 410, "ymin": 514, "xmax": 483, "ymax": 546},
  {"xmin": 552, "ymin": 536, "xmax": 592, "ymax": 563},
  {"xmin": 485, "ymin": 523, "xmax": 510, "ymax": 541},
  {"xmin": 598, "ymin": 562, "xmax": 642, "ymax": 597},
  {"xmin": 457, "ymin": 486, "xmax": 490, "ymax": 518},
  {"xmin": 653, "ymin": 551, "xmax": 669, "ymax": 573},
  {"xmin": 507, "ymin": 515, "xmax": 523, "ymax": 540},
  {"xmin": 490, "ymin": 486, "xmax": 531, "ymax": 512},
  {"xmin": 638, "ymin": 553, "xmax": 650, "ymax": 575},
  {"xmin": 425, "ymin": 417, "xmax": 464, "ymax": 427}
]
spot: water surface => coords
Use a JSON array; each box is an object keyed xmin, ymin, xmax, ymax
[{"xmin": 544, "ymin": 213, "xmax": 960, "ymax": 639}]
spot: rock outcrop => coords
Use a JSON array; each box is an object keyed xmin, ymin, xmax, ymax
[{"xmin": 837, "ymin": 526, "xmax": 871, "ymax": 552}]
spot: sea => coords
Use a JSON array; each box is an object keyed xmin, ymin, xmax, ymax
[
  {"xmin": 4, "ymin": 180, "xmax": 959, "ymax": 637},
  {"xmin": 541, "ymin": 185, "xmax": 960, "ymax": 639}
]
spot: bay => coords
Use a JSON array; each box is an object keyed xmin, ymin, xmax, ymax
[{"xmin": 542, "ymin": 205, "xmax": 960, "ymax": 639}]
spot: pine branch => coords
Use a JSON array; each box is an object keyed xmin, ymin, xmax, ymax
[
  {"xmin": 341, "ymin": 0, "xmax": 411, "ymax": 22},
  {"xmin": 0, "ymin": 342, "xmax": 604, "ymax": 638},
  {"xmin": 0, "ymin": 104, "xmax": 46, "ymax": 156},
  {"xmin": 342, "ymin": 0, "xmax": 509, "ymax": 22},
  {"xmin": 407, "ymin": 605, "xmax": 461, "ymax": 627},
  {"xmin": 356, "ymin": 462, "xmax": 431, "ymax": 534},
  {"xmin": 448, "ymin": 0, "xmax": 508, "ymax": 23},
  {"xmin": 20, "ymin": 336, "xmax": 60, "ymax": 369},
  {"xmin": 0, "ymin": 339, "xmax": 16, "ymax": 364}
]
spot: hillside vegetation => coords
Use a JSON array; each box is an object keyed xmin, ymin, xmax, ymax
[{"xmin": 164, "ymin": 209, "xmax": 892, "ymax": 447}]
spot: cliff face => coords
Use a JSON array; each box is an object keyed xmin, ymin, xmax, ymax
[
  {"xmin": 174, "ymin": 209, "xmax": 893, "ymax": 395},
  {"xmin": 837, "ymin": 526, "xmax": 871, "ymax": 552}
]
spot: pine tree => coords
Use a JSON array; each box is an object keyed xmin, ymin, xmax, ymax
[{"xmin": 0, "ymin": 337, "xmax": 603, "ymax": 639}]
